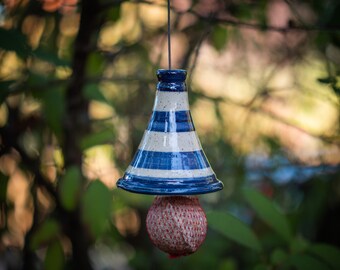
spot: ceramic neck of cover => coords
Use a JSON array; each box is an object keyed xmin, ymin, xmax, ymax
[{"xmin": 116, "ymin": 69, "xmax": 223, "ymax": 195}]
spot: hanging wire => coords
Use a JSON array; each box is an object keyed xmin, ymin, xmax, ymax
[{"xmin": 167, "ymin": 0, "xmax": 172, "ymax": 70}]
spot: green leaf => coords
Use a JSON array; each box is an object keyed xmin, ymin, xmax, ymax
[
  {"xmin": 42, "ymin": 87, "xmax": 65, "ymax": 138},
  {"xmin": 30, "ymin": 219, "xmax": 60, "ymax": 250},
  {"xmin": 107, "ymin": 5, "xmax": 121, "ymax": 21},
  {"xmin": 82, "ymin": 180, "xmax": 112, "ymax": 237},
  {"xmin": 80, "ymin": 129, "xmax": 115, "ymax": 150},
  {"xmin": 243, "ymin": 188, "xmax": 292, "ymax": 241},
  {"xmin": 59, "ymin": 166, "xmax": 82, "ymax": 211},
  {"xmin": 271, "ymin": 248, "xmax": 288, "ymax": 265},
  {"xmin": 212, "ymin": 25, "xmax": 228, "ymax": 51},
  {"xmin": 86, "ymin": 53, "xmax": 104, "ymax": 76},
  {"xmin": 83, "ymin": 83, "xmax": 111, "ymax": 105},
  {"xmin": 290, "ymin": 237, "xmax": 309, "ymax": 254},
  {"xmin": 218, "ymin": 259, "xmax": 237, "ymax": 270},
  {"xmin": 308, "ymin": 244, "xmax": 340, "ymax": 269},
  {"xmin": 0, "ymin": 28, "xmax": 31, "ymax": 58},
  {"xmin": 28, "ymin": 72, "xmax": 50, "ymax": 87},
  {"xmin": 44, "ymin": 240, "xmax": 65, "ymax": 270},
  {"xmin": 253, "ymin": 264, "xmax": 268, "ymax": 270},
  {"xmin": 288, "ymin": 254, "xmax": 331, "ymax": 270},
  {"xmin": 33, "ymin": 48, "xmax": 70, "ymax": 67},
  {"xmin": 207, "ymin": 211, "xmax": 262, "ymax": 252}
]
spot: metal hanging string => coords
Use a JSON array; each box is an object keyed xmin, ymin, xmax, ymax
[{"xmin": 167, "ymin": 0, "xmax": 172, "ymax": 70}]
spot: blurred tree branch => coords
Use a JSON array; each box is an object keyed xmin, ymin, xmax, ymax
[
  {"xmin": 123, "ymin": 0, "xmax": 340, "ymax": 33},
  {"xmin": 194, "ymin": 91, "xmax": 340, "ymax": 145},
  {"xmin": 60, "ymin": 0, "xmax": 109, "ymax": 268}
]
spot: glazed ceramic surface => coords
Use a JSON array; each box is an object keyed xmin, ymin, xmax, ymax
[{"xmin": 116, "ymin": 69, "xmax": 223, "ymax": 195}]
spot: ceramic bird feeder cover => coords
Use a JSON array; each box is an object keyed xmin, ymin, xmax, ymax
[{"xmin": 116, "ymin": 69, "xmax": 223, "ymax": 195}]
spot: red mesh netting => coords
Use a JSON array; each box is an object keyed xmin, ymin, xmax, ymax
[{"xmin": 146, "ymin": 196, "xmax": 207, "ymax": 257}]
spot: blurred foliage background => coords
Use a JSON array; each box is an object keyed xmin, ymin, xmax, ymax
[{"xmin": 0, "ymin": 0, "xmax": 340, "ymax": 269}]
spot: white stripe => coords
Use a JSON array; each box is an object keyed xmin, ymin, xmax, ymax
[
  {"xmin": 126, "ymin": 166, "xmax": 214, "ymax": 178},
  {"xmin": 138, "ymin": 131, "xmax": 202, "ymax": 152},
  {"xmin": 153, "ymin": 91, "xmax": 189, "ymax": 111}
]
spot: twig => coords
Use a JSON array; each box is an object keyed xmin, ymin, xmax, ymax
[
  {"xmin": 193, "ymin": 91, "xmax": 340, "ymax": 145},
  {"xmin": 187, "ymin": 17, "xmax": 213, "ymax": 86}
]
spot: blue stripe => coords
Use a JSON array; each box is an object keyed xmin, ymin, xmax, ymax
[
  {"xmin": 157, "ymin": 82, "xmax": 186, "ymax": 92},
  {"xmin": 147, "ymin": 110, "xmax": 195, "ymax": 132},
  {"xmin": 117, "ymin": 173, "xmax": 223, "ymax": 195},
  {"xmin": 130, "ymin": 150, "xmax": 210, "ymax": 170}
]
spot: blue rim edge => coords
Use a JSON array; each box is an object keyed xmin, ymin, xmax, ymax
[{"xmin": 116, "ymin": 174, "xmax": 224, "ymax": 195}]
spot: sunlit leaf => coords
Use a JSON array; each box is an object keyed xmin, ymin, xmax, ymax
[
  {"xmin": 207, "ymin": 211, "xmax": 262, "ymax": 252},
  {"xmin": 308, "ymin": 244, "xmax": 340, "ymax": 269},
  {"xmin": 80, "ymin": 129, "xmax": 115, "ymax": 150},
  {"xmin": 82, "ymin": 180, "xmax": 112, "ymax": 237},
  {"xmin": 44, "ymin": 239, "xmax": 65, "ymax": 270},
  {"xmin": 288, "ymin": 254, "xmax": 331, "ymax": 270},
  {"xmin": 243, "ymin": 188, "xmax": 292, "ymax": 241},
  {"xmin": 59, "ymin": 166, "xmax": 82, "ymax": 211},
  {"xmin": 31, "ymin": 219, "xmax": 60, "ymax": 250}
]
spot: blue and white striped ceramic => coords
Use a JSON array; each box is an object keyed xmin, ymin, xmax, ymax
[{"xmin": 116, "ymin": 69, "xmax": 223, "ymax": 195}]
